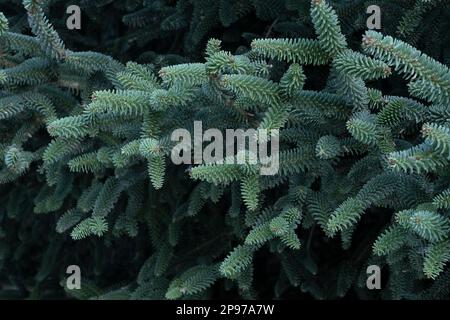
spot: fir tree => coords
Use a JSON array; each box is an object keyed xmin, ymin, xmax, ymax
[{"xmin": 1, "ymin": 0, "xmax": 450, "ymax": 300}]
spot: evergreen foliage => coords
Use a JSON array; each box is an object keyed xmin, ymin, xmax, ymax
[{"xmin": 1, "ymin": 0, "xmax": 450, "ymax": 300}]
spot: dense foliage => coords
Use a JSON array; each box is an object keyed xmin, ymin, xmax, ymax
[{"xmin": 1, "ymin": 0, "xmax": 450, "ymax": 300}]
